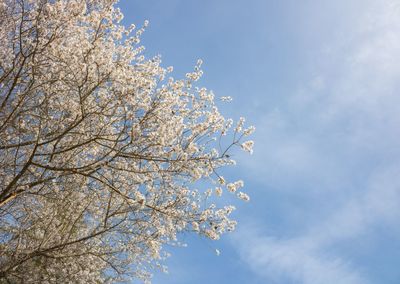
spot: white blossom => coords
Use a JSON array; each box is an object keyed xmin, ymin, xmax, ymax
[
  {"xmin": 235, "ymin": 117, "xmax": 246, "ymax": 133},
  {"xmin": 215, "ymin": 187, "xmax": 223, "ymax": 197},
  {"xmin": 241, "ymin": 140, "xmax": 254, "ymax": 154},
  {"xmin": 237, "ymin": 192, "xmax": 250, "ymax": 202},
  {"xmin": 243, "ymin": 125, "xmax": 256, "ymax": 136},
  {"xmin": 0, "ymin": 0, "xmax": 254, "ymax": 282},
  {"xmin": 227, "ymin": 183, "xmax": 237, "ymax": 193}
]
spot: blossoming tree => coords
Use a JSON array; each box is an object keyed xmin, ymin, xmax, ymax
[{"xmin": 0, "ymin": 0, "xmax": 254, "ymax": 282}]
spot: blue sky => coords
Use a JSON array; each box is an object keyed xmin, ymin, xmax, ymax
[{"xmin": 118, "ymin": 1, "xmax": 400, "ymax": 283}]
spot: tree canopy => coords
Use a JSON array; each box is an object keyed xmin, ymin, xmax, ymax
[{"xmin": 0, "ymin": 0, "xmax": 254, "ymax": 282}]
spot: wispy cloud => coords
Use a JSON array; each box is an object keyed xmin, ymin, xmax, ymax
[
  {"xmin": 233, "ymin": 1, "xmax": 400, "ymax": 283},
  {"xmin": 234, "ymin": 162, "xmax": 400, "ymax": 284},
  {"xmin": 233, "ymin": 227, "xmax": 368, "ymax": 284}
]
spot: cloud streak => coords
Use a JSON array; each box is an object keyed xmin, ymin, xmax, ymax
[
  {"xmin": 233, "ymin": 228, "xmax": 368, "ymax": 284},
  {"xmin": 233, "ymin": 1, "xmax": 400, "ymax": 283}
]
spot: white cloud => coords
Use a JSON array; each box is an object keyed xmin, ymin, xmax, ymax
[
  {"xmin": 233, "ymin": 227, "xmax": 368, "ymax": 284},
  {"xmin": 242, "ymin": 0, "xmax": 400, "ymax": 190},
  {"xmin": 234, "ymin": 163, "xmax": 400, "ymax": 284},
  {"xmin": 233, "ymin": 1, "xmax": 400, "ymax": 283}
]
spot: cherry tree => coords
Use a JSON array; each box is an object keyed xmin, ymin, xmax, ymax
[{"xmin": 0, "ymin": 0, "xmax": 254, "ymax": 282}]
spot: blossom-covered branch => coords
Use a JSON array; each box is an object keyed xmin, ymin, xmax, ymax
[{"xmin": 0, "ymin": 0, "xmax": 254, "ymax": 282}]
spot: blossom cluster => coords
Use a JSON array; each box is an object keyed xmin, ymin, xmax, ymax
[{"xmin": 0, "ymin": 0, "xmax": 254, "ymax": 282}]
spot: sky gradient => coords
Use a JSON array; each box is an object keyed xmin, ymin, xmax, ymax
[{"xmin": 118, "ymin": 1, "xmax": 400, "ymax": 283}]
